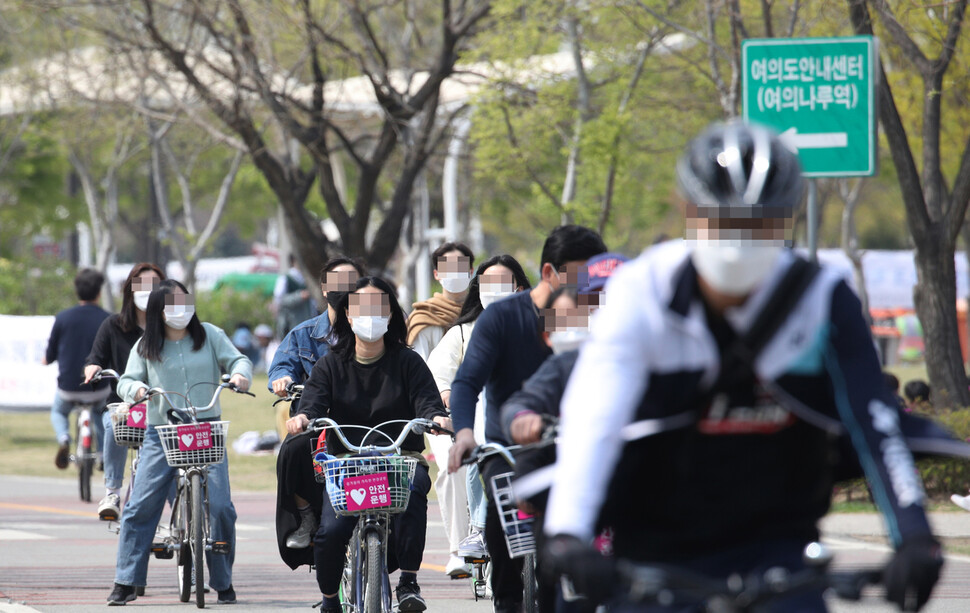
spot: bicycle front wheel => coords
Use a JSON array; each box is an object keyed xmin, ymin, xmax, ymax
[
  {"xmin": 174, "ymin": 483, "xmax": 191, "ymax": 603},
  {"xmin": 190, "ymin": 473, "xmax": 205, "ymax": 609},
  {"xmin": 363, "ymin": 530, "xmax": 382, "ymax": 613},
  {"xmin": 522, "ymin": 553, "xmax": 537, "ymax": 613}
]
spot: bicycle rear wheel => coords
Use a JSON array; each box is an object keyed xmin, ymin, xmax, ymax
[
  {"xmin": 363, "ymin": 530, "xmax": 382, "ymax": 613},
  {"xmin": 190, "ymin": 473, "xmax": 205, "ymax": 609}
]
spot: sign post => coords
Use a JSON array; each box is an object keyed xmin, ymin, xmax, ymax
[{"xmin": 743, "ymin": 36, "xmax": 878, "ymax": 262}]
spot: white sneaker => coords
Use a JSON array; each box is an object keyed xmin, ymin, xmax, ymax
[
  {"xmin": 951, "ymin": 493, "xmax": 970, "ymax": 512},
  {"xmin": 457, "ymin": 530, "xmax": 487, "ymax": 559},
  {"xmin": 445, "ymin": 554, "xmax": 471, "ymax": 577},
  {"xmin": 98, "ymin": 493, "xmax": 121, "ymax": 521},
  {"xmin": 286, "ymin": 511, "xmax": 318, "ymax": 548}
]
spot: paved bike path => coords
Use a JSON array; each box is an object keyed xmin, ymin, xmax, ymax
[{"xmin": 2, "ymin": 474, "xmax": 970, "ymax": 611}]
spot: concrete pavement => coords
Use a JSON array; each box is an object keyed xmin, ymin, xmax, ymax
[{"xmin": 3, "ymin": 474, "xmax": 970, "ymax": 611}]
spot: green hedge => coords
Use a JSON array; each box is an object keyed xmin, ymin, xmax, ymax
[
  {"xmin": 195, "ymin": 287, "xmax": 276, "ymax": 336},
  {"xmin": 0, "ymin": 257, "xmax": 77, "ymax": 315},
  {"xmin": 913, "ymin": 406, "xmax": 970, "ymax": 499}
]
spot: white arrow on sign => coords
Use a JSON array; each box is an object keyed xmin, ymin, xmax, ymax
[{"xmin": 779, "ymin": 127, "xmax": 848, "ymax": 152}]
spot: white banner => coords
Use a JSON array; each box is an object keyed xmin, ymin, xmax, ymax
[{"xmin": 0, "ymin": 315, "xmax": 57, "ymax": 410}]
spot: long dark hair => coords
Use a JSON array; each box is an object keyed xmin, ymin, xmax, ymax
[
  {"xmin": 454, "ymin": 255, "xmax": 531, "ymax": 327},
  {"xmin": 138, "ymin": 279, "xmax": 206, "ymax": 362},
  {"xmin": 329, "ymin": 276, "xmax": 408, "ymax": 359},
  {"xmin": 119, "ymin": 262, "xmax": 166, "ymax": 333}
]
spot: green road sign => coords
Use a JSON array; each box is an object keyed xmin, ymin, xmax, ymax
[{"xmin": 742, "ymin": 36, "xmax": 878, "ymax": 177}]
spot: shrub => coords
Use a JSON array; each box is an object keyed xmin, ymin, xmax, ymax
[
  {"xmin": 0, "ymin": 257, "xmax": 77, "ymax": 315},
  {"xmin": 195, "ymin": 287, "xmax": 276, "ymax": 336}
]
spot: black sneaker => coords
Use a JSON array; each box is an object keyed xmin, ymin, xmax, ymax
[
  {"xmin": 107, "ymin": 583, "xmax": 137, "ymax": 606},
  {"xmin": 54, "ymin": 443, "xmax": 69, "ymax": 470},
  {"xmin": 320, "ymin": 606, "xmax": 342, "ymax": 613},
  {"xmin": 395, "ymin": 579, "xmax": 427, "ymax": 612},
  {"xmin": 216, "ymin": 585, "xmax": 236, "ymax": 604}
]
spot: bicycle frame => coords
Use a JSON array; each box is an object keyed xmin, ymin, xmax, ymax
[{"xmin": 308, "ymin": 417, "xmax": 446, "ymax": 613}]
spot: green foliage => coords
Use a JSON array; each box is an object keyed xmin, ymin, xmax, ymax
[
  {"xmin": 194, "ymin": 287, "xmax": 276, "ymax": 336},
  {"xmin": 913, "ymin": 407, "xmax": 970, "ymax": 500},
  {"xmin": 0, "ymin": 257, "xmax": 77, "ymax": 315}
]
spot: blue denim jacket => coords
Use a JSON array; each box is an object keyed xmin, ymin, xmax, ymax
[{"xmin": 267, "ymin": 314, "xmax": 331, "ymax": 392}]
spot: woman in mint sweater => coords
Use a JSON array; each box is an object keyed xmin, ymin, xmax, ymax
[{"xmin": 108, "ymin": 279, "xmax": 252, "ymax": 606}]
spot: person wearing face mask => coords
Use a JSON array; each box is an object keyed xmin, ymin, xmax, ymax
[
  {"xmin": 542, "ymin": 121, "xmax": 944, "ymax": 612},
  {"xmin": 426, "ymin": 255, "xmax": 532, "ymax": 572},
  {"xmin": 490, "ymin": 254, "xmax": 626, "ymax": 613},
  {"xmin": 446, "ymin": 225, "xmax": 607, "ymax": 613},
  {"xmin": 406, "ymin": 242, "xmax": 476, "ymax": 360},
  {"xmin": 268, "ymin": 256, "xmax": 366, "ymax": 569},
  {"xmin": 286, "ymin": 276, "xmax": 452, "ymax": 613},
  {"xmin": 109, "ymin": 279, "xmax": 251, "ymax": 606},
  {"xmin": 83, "ymin": 262, "xmax": 166, "ymax": 521}
]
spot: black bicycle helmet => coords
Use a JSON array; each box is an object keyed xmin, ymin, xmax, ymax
[{"xmin": 676, "ymin": 120, "xmax": 804, "ymax": 219}]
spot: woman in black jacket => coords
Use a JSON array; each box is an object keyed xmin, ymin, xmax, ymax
[
  {"xmin": 83, "ymin": 262, "xmax": 165, "ymax": 521},
  {"xmin": 286, "ymin": 276, "xmax": 451, "ymax": 613}
]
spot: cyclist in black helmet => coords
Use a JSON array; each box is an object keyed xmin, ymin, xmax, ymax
[{"xmin": 543, "ymin": 120, "xmax": 943, "ymax": 612}]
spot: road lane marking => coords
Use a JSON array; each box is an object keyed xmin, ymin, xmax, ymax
[
  {"xmin": 0, "ymin": 502, "xmax": 91, "ymax": 518},
  {"xmin": 0, "ymin": 528, "xmax": 53, "ymax": 540}
]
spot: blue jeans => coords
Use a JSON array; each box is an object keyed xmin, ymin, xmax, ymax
[
  {"xmin": 101, "ymin": 411, "xmax": 129, "ymax": 491},
  {"xmin": 466, "ymin": 462, "xmax": 487, "ymax": 530},
  {"xmin": 50, "ymin": 391, "xmax": 104, "ymax": 451},
  {"xmin": 115, "ymin": 427, "xmax": 236, "ymax": 591}
]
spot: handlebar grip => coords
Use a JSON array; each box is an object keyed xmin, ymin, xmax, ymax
[{"xmin": 429, "ymin": 424, "xmax": 455, "ymax": 438}]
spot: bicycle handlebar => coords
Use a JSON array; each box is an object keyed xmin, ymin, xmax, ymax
[
  {"xmin": 135, "ymin": 378, "xmax": 252, "ymax": 423},
  {"xmin": 306, "ymin": 417, "xmax": 449, "ymax": 454},
  {"xmin": 273, "ymin": 383, "xmax": 304, "ymax": 407},
  {"xmin": 613, "ymin": 544, "xmax": 883, "ymax": 611},
  {"xmin": 461, "ymin": 441, "xmax": 520, "ymax": 468}
]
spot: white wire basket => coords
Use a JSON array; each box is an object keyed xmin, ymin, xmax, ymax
[
  {"xmin": 108, "ymin": 402, "xmax": 146, "ymax": 448},
  {"xmin": 315, "ymin": 454, "xmax": 417, "ymax": 517},
  {"xmin": 156, "ymin": 421, "xmax": 229, "ymax": 467},
  {"xmin": 490, "ymin": 471, "xmax": 536, "ymax": 558}
]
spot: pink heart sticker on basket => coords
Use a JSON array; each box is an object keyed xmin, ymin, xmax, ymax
[
  {"xmin": 176, "ymin": 423, "xmax": 212, "ymax": 451},
  {"xmin": 344, "ymin": 472, "xmax": 391, "ymax": 512},
  {"xmin": 127, "ymin": 405, "xmax": 146, "ymax": 429}
]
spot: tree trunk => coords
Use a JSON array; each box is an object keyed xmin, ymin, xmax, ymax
[{"xmin": 913, "ymin": 241, "xmax": 970, "ymax": 408}]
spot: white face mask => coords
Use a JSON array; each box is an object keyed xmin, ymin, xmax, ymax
[
  {"xmin": 352, "ymin": 315, "xmax": 390, "ymax": 342},
  {"xmin": 163, "ymin": 305, "xmax": 195, "ymax": 330},
  {"xmin": 691, "ymin": 243, "xmax": 781, "ymax": 297},
  {"xmin": 480, "ymin": 285, "xmax": 516, "ymax": 309},
  {"xmin": 549, "ymin": 329, "xmax": 589, "ymax": 355},
  {"xmin": 133, "ymin": 290, "xmax": 151, "ymax": 312},
  {"xmin": 439, "ymin": 272, "xmax": 471, "ymax": 293}
]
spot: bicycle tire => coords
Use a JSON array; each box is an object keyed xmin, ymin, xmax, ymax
[
  {"xmin": 175, "ymin": 484, "xmax": 191, "ymax": 603},
  {"xmin": 79, "ymin": 455, "xmax": 93, "ymax": 502},
  {"xmin": 522, "ymin": 553, "xmax": 537, "ymax": 613},
  {"xmin": 190, "ymin": 473, "xmax": 205, "ymax": 609},
  {"xmin": 363, "ymin": 530, "xmax": 382, "ymax": 613}
]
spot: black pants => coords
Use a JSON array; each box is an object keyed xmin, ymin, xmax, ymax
[
  {"xmin": 275, "ymin": 430, "xmax": 323, "ymax": 570},
  {"xmin": 314, "ymin": 463, "xmax": 432, "ymax": 594},
  {"xmin": 481, "ymin": 454, "xmax": 525, "ymax": 608}
]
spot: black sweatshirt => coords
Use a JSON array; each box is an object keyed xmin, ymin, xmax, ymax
[
  {"xmin": 85, "ymin": 314, "xmax": 144, "ymax": 405},
  {"xmin": 46, "ymin": 303, "xmax": 110, "ymax": 392},
  {"xmin": 297, "ymin": 345, "xmax": 447, "ymax": 456}
]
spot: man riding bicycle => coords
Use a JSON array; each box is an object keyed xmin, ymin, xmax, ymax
[{"xmin": 543, "ymin": 120, "xmax": 944, "ymax": 612}]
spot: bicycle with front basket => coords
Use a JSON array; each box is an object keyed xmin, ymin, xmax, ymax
[
  {"xmin": 140, "ymin": 376, "xmax": 253, "ymax": 608},
  {"xmin": 307, "ymin": 416, "xmax": 451, "ymax": 613}
]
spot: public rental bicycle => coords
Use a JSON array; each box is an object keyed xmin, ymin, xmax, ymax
[
  {"xmin": 71, "ymin": 368, "xmax": 119, "ymax": 502},
  {"xmin": 138, "ymin": 376, "xmax": 253, "ymax": 608},
  {"xmin": 306, "ymin": 416, "xmax": 451, "ymax": 613},
  {"xmin": 103, "ymin": 397, "xmax": 150, "ymax": 523},
  {"xmin": 461, "ymin": 441, "xmax": 538, "ymax": 611}
]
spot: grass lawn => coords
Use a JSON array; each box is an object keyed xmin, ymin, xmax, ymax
[{"xmin": 0, "ymin": 374, "xmax": 281, "ymax": 492}]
